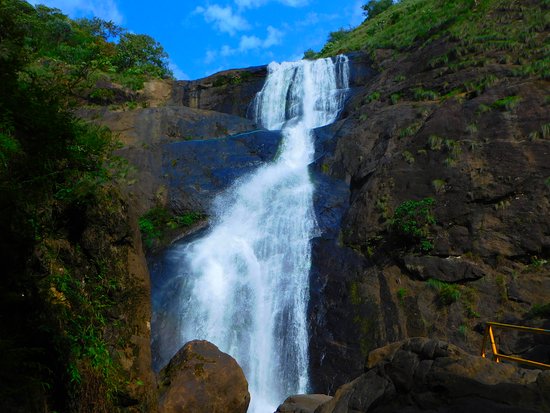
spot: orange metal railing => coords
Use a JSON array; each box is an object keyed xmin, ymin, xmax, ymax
[{"xmin": 481, "ymin": 321, "xmax": 550, "ymax": 369}]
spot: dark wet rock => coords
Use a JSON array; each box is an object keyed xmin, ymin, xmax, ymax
[
  {"xmin": 179, "ymin": 66, "xmax": 268, "ymax": 118},
  {"xmin": 309, "ymin": 14, "xmax": 550, "ymax": 394},
  {"xmin": 276, "ymin": 394, "xmax": 333, "ymax": 413},
  {"xmin": 162, "ymin": 129, "xmax": 282, "ymax": 213},
  {"xmin": 158, "ymin": 340, "xmax": 250, "ymax": 413},
  {"xmin": 176, "ymin": 53, "xmax": 375, "ymax": 119},
  {"xmin": 315, "ymin": 338, "xmax": 550, "ymax": 413},
  {"xmin": 77, "ymin": 105, "xmax": 257, "ymax": 148},
  {"xmin": 401, "ymin": 255, "xmax": 486, "ymax": 282}
]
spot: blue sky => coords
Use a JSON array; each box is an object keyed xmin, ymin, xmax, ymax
[{"xmin": 29, "ymin": 0, "xmax": 365, "ymax": 80}]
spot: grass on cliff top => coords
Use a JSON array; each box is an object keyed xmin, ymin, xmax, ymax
[{"xmin": 319, "ymin": 0, "xmax": 549, "ymax": 78}]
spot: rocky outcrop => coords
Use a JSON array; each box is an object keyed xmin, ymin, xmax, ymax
[
  {"xmin": 78, "ymin": 98, "xmax": 259, "ymax": 215},
  {"xmin": 158, "ymin": 340, "xmax": 250, "ymax": 413},
  {"xmin": 77, "ymin": 25, "xmax": 550, "ymax": 402},
  {"xmin": 176, "ymin": 53, "xmax": 374, "ymax": 119},
  {"xmin": 179, "ymin": 66, "xmax": 268, "ymax": 118},
  {"xmin": 306, "ymin": 5, "xmax": 550, "ymax": 393},
  {"xmin": 276, "ymin": 394, "xmax": 333, "ymax": 413},
  {"xmin": 315, "ymin": 338, "xmax": 550, "ymax": 413}
]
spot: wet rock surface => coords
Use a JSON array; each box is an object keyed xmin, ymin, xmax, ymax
[
  {"xmin": 314, "ymin": 338, "xmax": 550, "ymax": 413},
  {"xmin": 307, "ymin": 21, "xmax": 550, "ymax": 393},
  {"xmin": 158, "ymin": 340, "xmax": 250, "ymax": 413},
  {"xmin": 78, "ymin": 41, "xmax": 550, "ymax": 404},
  {"xmin": 276, "ymin": 394, "xmax": 333, "ymax": 413}
]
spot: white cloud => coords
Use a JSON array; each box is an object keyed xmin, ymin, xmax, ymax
[
  {"xmin": 263, "ymin": 26, "xmax": 283, "ymax": 47},
  {"xmin": 29, "ymin": 0, "xmax": 123, "ymax": 24},
  {"xmin": 235, "ymin": 0, "xmax": 309, "ymax": 8},
  {"xmin": 168, "ymin": 60, "xmax": 189, "ymax": 80},
  {"xmin": 294, "ymin": 12, "xmax": 338, "ymax": 27},
  {"xmin": 204, "ymin": 50, "xmax": 218, "ymax": 64},
  {"xmin": 218, "ymin": 26, "xmax": 284, "ymax": 57},
  {"xmin": 194, "ymin": 4, "xmax": 250, "ymax": 36},
  {"xmin": 220, "ymin": 45, "xmax": 235, "ymax": 57},
  {"xmin": 279, "ymin": 0, "xmax": 309, "ymax": 6},
  {"xmin": 239, "ymin": 35, "xmax": 262, "ymax": 51}
]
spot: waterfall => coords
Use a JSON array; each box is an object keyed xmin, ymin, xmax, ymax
[{"xmin": 171, "ymin": 56, "xmax": 349, "ymax": 412}]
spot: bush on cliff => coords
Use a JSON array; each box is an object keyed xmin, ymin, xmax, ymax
[
  {"xmin": 0, "ymin": 1, "xmax": 161, "ymax": 410},
  {"xmin": 319, "ymin": 0, "xmax": 548, "ymax": 79}
]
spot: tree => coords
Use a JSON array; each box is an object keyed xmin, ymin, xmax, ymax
[
  {"xmin": 362, "ymin": 0, "xmax": 394, "ymax": 20},
  {"xmin": 303, "ymin": 48, "xmax": 316, "ymax": 60},
  {"xmin": 114, "ymin": 33, "xmax": 171, "ymax": 77}
]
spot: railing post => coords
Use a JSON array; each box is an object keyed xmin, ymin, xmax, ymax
[
  {"xmin": 481, "ymin": 325, "xmax": 489, "ymax": 358},
  {"xmin": 488, "ymin": 325, "xmax": 499, "ymax": 363}
]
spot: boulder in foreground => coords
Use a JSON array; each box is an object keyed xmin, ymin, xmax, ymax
[
  {"xmin": 276, "ymin": 394, "xmax": 333, "ymax": 413},
  {"xmin": 158, "ymin": 340, "xmax": 250, "ymax": 413},
  {"xmin": 315, "ymin": 337, "xmax": 550, "ymax": 413}
]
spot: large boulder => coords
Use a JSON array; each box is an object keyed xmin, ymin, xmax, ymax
[
  {"xmin": 158, "ymin": 340, "xmax": 250, "ymax": 413},
  {"xmin": 315, "ymin": 338, "xmax": 550, "ymax": 413},
  {"xmin": 276, "ymin": 394, "xmax": 333, "ymax": 413}
]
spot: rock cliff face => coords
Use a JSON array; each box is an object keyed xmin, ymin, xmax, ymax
[
  {"xmin": 315, "ymin": 338, "xmax": 550, "ymax": 413},
  {"xmin": 80, "ymin": 45, "xmax": 549, "ymax": 408},
  {"xmin": 307, "ymin": 37, "xmax": 550, "ymax": 395}
]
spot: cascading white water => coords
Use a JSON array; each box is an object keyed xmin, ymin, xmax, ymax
[{"xmin": 176, "ymin": 56, "xmax": 349, "ymax": 412}]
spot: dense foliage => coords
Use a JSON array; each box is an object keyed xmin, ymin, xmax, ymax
[
  {"xmin": 318, "ymin": 0, "xmax": 548, "ymax": 79},
  {"xmin": 0, "ymin": 1, "xmax": 171, "ymax": 411},
  {"xmin": 139, "ymin": 207, "xmax": 205, "ymax": 249},
  {"xmin": 362, "ymin": 0, "xmax": 394, "ymax": 19},
  {"xmin": 390, "ymin": 198, "xmax": 436, "ymax": 252}
]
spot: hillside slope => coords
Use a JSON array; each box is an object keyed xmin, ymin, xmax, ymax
[{"xmin": 306, "ymin": 0, "xmax": 550, "ymax": 393}]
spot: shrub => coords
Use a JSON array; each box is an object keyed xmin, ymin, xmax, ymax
[
  {"xmin": 390, "ymin": 197, "xmax": 436, "ymax": 252},
  {"xmin": 397, "ymin": 287, "xmax": 407, "ymax": 302},
  {"xmin": 413, "ymin": 87, "xmax": 439, "ymax": 101},
  {"xmin": 303, "ymin": 49, "xmax": 316, "ymax": 60},
  {"xmin": 390, "ymin": 93, "xmax": 401, "ymax": 105},
  {"xmin": 402, "ymin": 150, "xmax": 415, "ymax": 164},
  {"xmin": 526, "ymin": 303, "xmax": 550, "ymax": 319},
  {"xmin": 362, "ymin": 0, "xmax": 394, "ymax": 20},
  {"xmin": 427, "ymin": 279, "xmax": 461, "ymax": 305},
  {"xmin": 491, "ymin": 95, "xmax": 522, "ymax": 111},
  {"xmin": 139, "ymin": 207, "xmax": 204, "ymax": 248},
  {"xmin": 365, "ymin": 91, "xmax": 381, "ymax": 103}
]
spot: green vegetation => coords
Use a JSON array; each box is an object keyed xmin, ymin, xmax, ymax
[
  {"xmin": 390, "ymin": 93, "xmax": 401, "ymax": 105},
  {"xmin": 212, "ymin": 71, "xmax": 253, "ymax": 87},
  {"xmin": 303, "ymin": 48, "xmax": 316, "ymax": 59},
  {"xmin": 0, "ymin": 1, "xmax": 171, "ymax": 109},
  {"xmin": 432, "ymin": 179, "xmax": 446, "ymax": 193},
  {"xmin": 491, "ymin": 95, "xmax": 522, "ymax": 111},
  {"xmin": 397, "ymin": 287, "xmax": 408, "ymax": 302},
  {"xmin": 413, "ymin": 87, "xmax": 439, "ymax": 101},
  {"xmin": 317, "ymin": 0, "xmax": 547, "ymax": 79},
  {"xmin": 139, "ymin": 207, "xmax": 205, "ymax": 249},
  {"xmin": 526, "ymin": 303, "xmax": 550, "ymax": 319},
  {"xmin": 398, "ymin": 121, "xmax": 422, "ymax": 139},
  {"xmin": 362, "ymin": 0, "xmax": 394, "ymax": 20},
  {"xmin": 0, "ymin": 1, "xmax": 174, "ymax": 410},
  {"xmin": 390, "ymin": 197, "xmax": 436, "ymax": 252},
  {"xmin": 426, "ymin": 135, "xmax": 462, "ymax": 166},
  {"xmin": 365, "ymin": 91, "xmax": 381, "ymax": 103},
  {"xmin": 427, "ymin": 279, "xmax": 461, "ymax": 305},
  {"xmin": 529, "ymin": 256, "xmax": 548, "ymax": 269},
  {"xmin": 402, "ymin": 150, "xmax": 415, "ymax": 164},
  {"xmin": 428, "ymin": 135, "xmax": 444, "ymax": 150}
]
